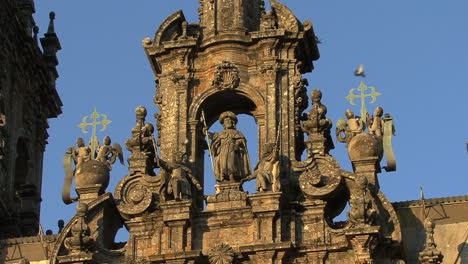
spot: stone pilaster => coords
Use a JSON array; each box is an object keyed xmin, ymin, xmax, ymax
[
  {"xmin": 160, "ymin": 200, "xmax": 193, "ymax": 253},
  {"xmin": 250, "ymin": 192, "xmax": 281, "ymax": 243}
]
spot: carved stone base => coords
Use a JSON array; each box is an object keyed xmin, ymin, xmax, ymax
[
  {"xmin": 127, "ymin": 152, "xmax": 154, "ymax": 175},
  {"xmin": 75, "ymin": 184, "xmax": 103, "ymax": 204},
  {"xmin": 206, "ymin": 182, "xmax": 248, "ymax": 211},
  {"xmin": 305, "ymin": 135, "xmax": 327, "ymax": 156}
]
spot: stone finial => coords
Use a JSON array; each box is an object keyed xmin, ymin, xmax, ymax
[
  {"xmin": 301, "ymin": 89, "xmax": 334, "ymax": 156},
  {"xmin": 64, "ymin": 203, "xmax": 93, "ymax": 254},
  {"xmin": 47, "ymin": 12, "xmax": 56, "ymax": 34},
  {"xmin": 418, "ymin": 218, "xmax": 443, "ymax": 264},
  {"xmin": 125, "ymin": 106, "xmax": 158, "ymax": 175},
  {"xmin": 58, "ymin": 219, "xmax": 65, "ymax": 233},
  {"xmin": 40, "ymin": 11, "xmax": 61, "ymax": 68}
]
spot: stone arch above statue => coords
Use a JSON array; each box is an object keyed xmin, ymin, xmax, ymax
[{"xmin": 190, "ymin": 86, "xmax": 265, "ymax": 126}]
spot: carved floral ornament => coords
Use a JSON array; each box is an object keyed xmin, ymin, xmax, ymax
[
  {"xmin": 208, "ymin": 243, "xmax": 236, "ymax": 264},
  {"xmin": 211, "ymin": 61, "xmax": 240, "ymax": 90}
]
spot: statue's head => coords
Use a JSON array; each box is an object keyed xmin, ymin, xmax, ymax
[
  {"xmin": 135, "ymin": 106, "xmax": 147, "ymax": 121},
  {"xmin": 262, "ymin": 143, "xmax": 276, "ymax": 159},
  {"xmin": 311, "ymin": 89, "xmax": 322, "ymax": 104},
  {"xmin": 76, "ymin": 137, "xmax": 85, "ymax": 147},
  {"xmin": 374, "ymin": 106, "xmax": 383, "ymax": 117},
  {"xmin": 103, "ymin": 136, "xmax": 111, "ymax": 145},
  {"xmin": 345, "ymin": 109, "xmax": 354, "ymax": 119},
  {"xmin": 219, "ymin": 111, "xmax": 238, "ymax": 129}
]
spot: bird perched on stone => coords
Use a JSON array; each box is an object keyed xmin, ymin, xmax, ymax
[{"xmin": 354, "ymin": 64, "xmax": 366, "ymax": 77}]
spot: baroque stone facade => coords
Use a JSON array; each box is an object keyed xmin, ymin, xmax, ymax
[
  {"xmin": 1, "ymin": 0, "xmax": 467, "ymax": 264},
  {"xmin": 0, "ymin": 0, "xmax": 62, "ymax": 239}
]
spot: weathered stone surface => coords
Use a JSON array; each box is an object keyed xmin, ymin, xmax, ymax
[{"xmin": 5, "ymin": 1, "xmax": 466, "ymax": 264}]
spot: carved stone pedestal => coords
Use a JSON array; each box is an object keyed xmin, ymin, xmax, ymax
[
  {"xmin": 160, "ymin": 200, "xmax": 194, "ymax": 253},
  {"xmin": 305, "ymin": 135, "xmax": 327, "ymax": 157},
  {"xmin": 300, "ymin": 200, "xmax": 327, "ymax": 246},
  {"xmin": 346, "ymin": 227, "xmax": 380, "ymax": 264},
  {"xmin": 206, "ymin": 182, "xmax": 248, "ymax": 211},
  {"xmin": 250, "ymin": 192, "xmax": 282, "ymax": 243},
  {"xmin": 350, "ymin": 157, "xmax": 380, "ymax": 188},
  {"xmin": 75, "ymin": 184, "xmax": 103, "ymax": 204},
  {"xmin": 127, "ymin": 152, "xmax": 154, "ymax": 175},
  {"xmin": 57, "ymin": 252, "xmax": 93, "ymax": 264}
]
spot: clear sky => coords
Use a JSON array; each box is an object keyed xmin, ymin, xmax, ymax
[{"xmin": 33, "ymin": 1, "xmax": 468, "ymax": 238}]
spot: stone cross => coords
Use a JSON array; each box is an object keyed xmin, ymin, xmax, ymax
[
  {"xmin": 77, "ymin": 108, "xmax": 112, "ymax": 158},
  {"xmin": 345, "ymin": 81, "xmax": 381, "ymax": 124}
]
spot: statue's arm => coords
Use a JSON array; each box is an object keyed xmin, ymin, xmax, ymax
[{"xmin": 187, "ymin": 171, "xmax": 202, "ymax": 191}]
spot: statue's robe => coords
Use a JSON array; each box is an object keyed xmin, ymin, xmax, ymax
[{"xmin": 211, "ymin": 128, "xmax": 251, "ymax": 182}]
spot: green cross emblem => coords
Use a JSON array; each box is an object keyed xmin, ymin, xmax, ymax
[
  {"xmin": 77, "ymin": 108, "xmax": 112, "ymax": 158},
  {"xmin": 345, "ymin": 81, "xmax": 381, "ymax": 124}
]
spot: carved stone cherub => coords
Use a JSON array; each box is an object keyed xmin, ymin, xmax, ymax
[
  {"xmin": 69, "ymin": 137, "xmax": 91, "ymax": 175},
  {"xmin": 336, "ymin": 109, "xmax": 364, "ymax": 146},
  {"xmin": 96, "ymin": 136, "xmax": 124, "ymax": 170},
  {"xmin": 241, "ymin": 143, "xmax": 280, "ymax": 192},
  {"xmin": 159, "ymin": 151, "xmax": 202, "ymax": 201},
  {"xmin": 367, "ymin": 106, "xmax": 384, "ymax": 138}
]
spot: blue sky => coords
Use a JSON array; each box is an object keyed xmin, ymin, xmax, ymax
[{"xmin": 33, "ymin": 1, "xmax": 468, "ymax": 236}]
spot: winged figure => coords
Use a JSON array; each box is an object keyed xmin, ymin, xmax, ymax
[{"xmin": 96, "ymin": 136, "xmax": 124, "ymax": 170}]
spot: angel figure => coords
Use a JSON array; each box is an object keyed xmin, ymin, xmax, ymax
[
  {"xmin": 367, "ymin": 106, "xmax": 385, "ymax": 138},
  {"xmin": 96, "ymin": 136, "xmax": 124, "ymax": 170},
  {"xmin": 70, "ymin": 137, "xmax": 90, "ymax": 175}
]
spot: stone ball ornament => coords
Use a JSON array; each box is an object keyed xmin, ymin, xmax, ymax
[
  {"xmin": 347, "ymin": 133, "xmax": 383, "ymax": 162},
  {"xmin": 75, "ymin": 160, "xmax": 110, "ymax": 192}
]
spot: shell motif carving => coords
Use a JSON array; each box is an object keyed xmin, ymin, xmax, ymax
[
  {"xmin": 211, "ymin": 61, "xmax": 240, "ymax": 90},
  {"xmin": 208, "ymin": 243, "xmax": 236, "ymax": 264},
  {"xmin": 294, "ymin": 156, "xmax": 343, "ymax": 199},
  {"xmin": 114, "ymin": 174, "xmax": 153, "ymax": 219}
]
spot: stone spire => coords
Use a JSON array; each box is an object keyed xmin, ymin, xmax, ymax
[{"xmin": 198, "ymin": 0, "xmax": 264, "ymax": 36}]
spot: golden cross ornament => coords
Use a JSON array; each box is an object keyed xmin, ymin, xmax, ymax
[
  {"xmin": 77, "ymin": 108, "xmax": 112, "ymax": 158},
  {"xmin": 345, "ymin": 81, "xmax": 381, "ymax": 124}
]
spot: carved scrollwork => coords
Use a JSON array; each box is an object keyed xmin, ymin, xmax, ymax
[
  {"xmin": 114, "ymin": 174, "xmax": 154, "ymax": 219},
  {"xmin": 294, "ymin": 156, "xmax": 343, "ymax": 200},
  {"xmin": 212, "ymin": 61, "xmax": 240, "ymax": 90}
]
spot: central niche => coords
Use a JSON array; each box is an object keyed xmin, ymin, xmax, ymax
[{"xmin": 191, "ymin": 90, "xmax": 263, "ymax": 199}]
